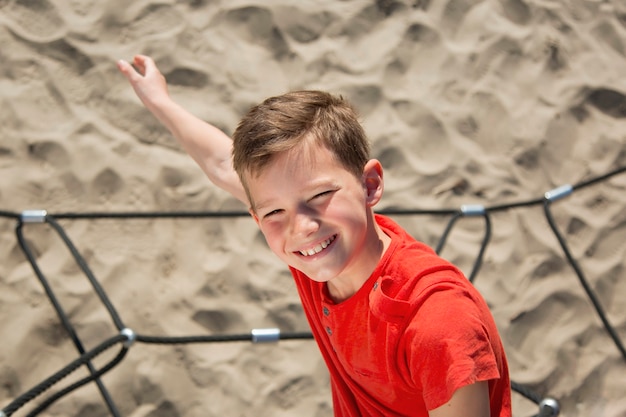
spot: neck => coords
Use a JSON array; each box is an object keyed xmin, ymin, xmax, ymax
[{"xmin": 326, "ymin": 221, "xmax": 391, "ymax": 303}]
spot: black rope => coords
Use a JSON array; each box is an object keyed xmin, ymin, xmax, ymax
[
  {"xmin": 435, "ymin": 212, "xmax": 463, "ymax": 254},
  {"xmin": 434, "ymin": 211, "xmax": 492, "ymax": 283},
  {"xmin": 52, "ymin": 210, "xmax": 251, "ymax": 220},
  {"xmin": 468, "ymin": 212, "xmax": 491, "ymax": 283},
  {"xmin": 14, "ymin": 221, "xmax": 122, "ymax": 417},
  {"xmin": 0, "ymin": 209, "xmax": 20, "ymax": 220},
  {"xmin": 3, "ymin": 165, "xmax": 625, "ymax": 417},
  {"xmin": 45, "ymin": 216, "xmax": 126, "ymax": 331},
  {"xmin": 15, "ymin": 221, "xmax": 85, "ymax": 359},
  {"xmin": 486, "ymin": 198, "xmax": 545, "ymax": 213},
  {"xmin": 24, "ymin": 344, "xmax": 128, "ymax": 417},
  {"xmin": 572, "ymin": 165, "xmax": 626, "ymax": 190},
  {"xmin": 136, "ymin": 331, "xmax": 315, "ymax": 345},
  {"xmin": 543, "ymin": 199, "xmax": 626, "ymax": 360},
  {"xmin": 1, "ymin": 334, "xmax": 127, "ymax": 417},
  {"xmin": 511, "ymin": 380, "xmax": 542, "ymax": 405},
  {"xmin": 510, "ymin": 381, "xmax": 562, "ymax": 417}
]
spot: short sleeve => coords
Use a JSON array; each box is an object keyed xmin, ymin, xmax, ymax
[{"xmin": 401, "ymin": 281, "xmax": 501, "ymax": 410}]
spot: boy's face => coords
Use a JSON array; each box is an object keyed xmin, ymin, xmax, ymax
[{"xmin": 246, "ymin": 141, "xmax": 386, "ymax": 294}]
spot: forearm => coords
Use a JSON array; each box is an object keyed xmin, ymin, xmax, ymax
[
  {"xmin": 117, "ymin": 55, "xmax": 248, "ymax": 205},
  {"xmin": 148, "ymin": 98, "xmax": 247, "ymax": 204}
]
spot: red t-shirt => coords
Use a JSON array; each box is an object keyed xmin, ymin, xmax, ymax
[{"xmin": 290, "ymin": 215, "xmax": 511, "ymax": 416}]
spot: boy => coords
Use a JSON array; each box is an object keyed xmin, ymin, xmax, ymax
[{"xmin": 117, "ymin": 55, "xmax": 511, "ymax": 417}]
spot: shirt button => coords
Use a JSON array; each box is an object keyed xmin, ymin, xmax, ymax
[
  {"xmin": 326, "ymin": 326, "xmax": 332, "ymax": 336},
  {"xmin": 373, "ymin": 281, "xmax": 379, "ymax": 291},
  {"xmin": 323, "ymin": 306, "xmax": 330, "ymax": 316}
]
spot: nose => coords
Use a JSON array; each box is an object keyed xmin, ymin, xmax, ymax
[{"xmin": 290, "ymin": 208, "xmax": 320, "ymax": 238}]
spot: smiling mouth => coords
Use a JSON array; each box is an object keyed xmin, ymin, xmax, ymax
[{"xmin": 298, "ymin": 235, "xmax": 337, "ymax": 257}]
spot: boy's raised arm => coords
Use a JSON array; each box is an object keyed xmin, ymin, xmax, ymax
[{"xmin": 117, "ymin": 55, "xmax": 248, "ymax": 205}]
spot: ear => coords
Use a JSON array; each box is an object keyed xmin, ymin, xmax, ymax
[
  {"xmin": 362, "ymin": 159, "xmax": 384, "ymax": 207},
  {"xmin": 249, "ymin": 208, "xmax": 260, "ymax": 226}
]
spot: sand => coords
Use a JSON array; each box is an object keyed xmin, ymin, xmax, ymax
[{"xmin": 1, "ymin": 0, "xmax": 625, "ymax": 416}]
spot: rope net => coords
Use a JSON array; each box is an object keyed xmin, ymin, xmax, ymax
[{"xmin": 1, "ymin": 165, "xmax": 625, "ymax": 417}]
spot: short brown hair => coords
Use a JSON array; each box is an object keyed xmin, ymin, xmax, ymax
[{"xmin": 232, "ymin": 90, "xmax": 370, "ymax": 196}]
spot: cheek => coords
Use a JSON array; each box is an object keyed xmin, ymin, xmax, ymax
[
  {"xmin": 327, "ymin": 196, "xmax": 368, "ymax": 224},
  {"xmin": 259, "ymin": 225, "xmax": 284, "ymax": 254}
]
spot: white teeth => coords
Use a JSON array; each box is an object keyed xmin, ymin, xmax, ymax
[{"xmin": 300, "ymin": 236, "xmax": 334, "ymax": 257}]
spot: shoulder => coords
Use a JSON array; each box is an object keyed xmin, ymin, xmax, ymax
[
  {"xmin": 371, "ymin": 216, "xmax": 492, "ymax": 329},
  {"xmin": 374, "ymin": 213, "xmax": 470, "ymax": 306}
]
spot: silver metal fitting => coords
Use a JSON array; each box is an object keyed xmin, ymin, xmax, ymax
[
  {"xmin": 539, "ymin": 397, "xmax": 560, "ymax": 417},
  {"xmin": 0, "ymin": 409, "xmax": 7, "ymax": 417},
  {"xmin": 544, "ymin": 184, "xmax": 573, "ymax": 202},
  {"xmin": 120, "ymin": 328, "xmax": 136, "ymax": 348},
  {"xmin": 251, "ymin": 328, "xmax": 280, "ymax": 343},
  {"xmin": 460, "ymin": 204, "xmax": 485, "ymax": 216},
  {"xmin": 20, "ymin": 210, "xmax": 48, "ymax": 223}
]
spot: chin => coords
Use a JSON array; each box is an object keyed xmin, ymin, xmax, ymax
[
  {"xmin": 307, "ymin": 275, "xmax": 333, "ymax": 283},
  {"xmin": 303, "ymin": 268, "xmax": 339, "ymax": 283}
]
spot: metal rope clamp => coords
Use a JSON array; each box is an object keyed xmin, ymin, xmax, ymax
[
  {"xmin": 460, "ymin": 204, "xmax": 486, "ymax": 216},
  {"xmin": 251, "ymin": 328, "xmax": 280, "ymax": 343},
  {"xmin": 120, "ymin": 328, "xmax": 136, "ymax": 348},
  {"xmin": 544, "ymin": 184, "xmax": 573, "ymax": 202},
  {"xmin": 539, "ymin": 397, "xmax": 560, "ymax": 416},
  {"xmin": 20, "ymin": 210, "xmax": 48, "ymax": 223}
]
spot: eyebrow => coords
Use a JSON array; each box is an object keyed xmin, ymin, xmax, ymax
[{"xmin": 252, "ymin": 198, "xmax": 274, "ymax": 214}]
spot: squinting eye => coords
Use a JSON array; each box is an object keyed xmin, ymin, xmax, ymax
[
  {"xmin": 314, "ymin": 190, "xmax": 333, "ymax": 199},
  {"xmin": 263, "ymin": 209, "xmax": 282, "ymax": 219}
]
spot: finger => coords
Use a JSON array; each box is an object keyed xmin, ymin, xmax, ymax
[
  {"xmin": 135, "ymin": 55, "xmax": 157, "ymax": 76},
  {"xmin": 116, "ymin": 59, "xmax": 134, "ymax": 77}
]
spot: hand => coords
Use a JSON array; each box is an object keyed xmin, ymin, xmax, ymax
[{"xmin": 117, "ymin": 55, "xmax": 170, "ymax": 112}]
